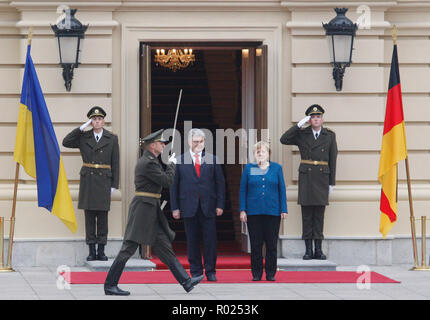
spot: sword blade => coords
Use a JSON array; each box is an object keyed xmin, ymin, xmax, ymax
[{"xmin": 170, "ymin": 89, "xmax": 183, "ymax": 151}]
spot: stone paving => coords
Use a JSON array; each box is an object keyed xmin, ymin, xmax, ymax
[{"xmin": 0, "ymin": 264, "xmax": 430, "ymax": 300}]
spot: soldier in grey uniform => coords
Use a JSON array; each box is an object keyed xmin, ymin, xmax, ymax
[
  {"xmin": 63, "ymin": 106, "xmax": 119, "ymax": 261},
  {"xmin": 280, "ymin": 105, "xmax": 337, "ymax": 260},
  {"xmin": 104, "ymin": 129, "xmax": 204, "ymax": 296}
]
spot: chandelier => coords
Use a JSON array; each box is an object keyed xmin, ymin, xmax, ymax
[{"xmin": 154, "ymin": 48, "xmax": 195, "ymax": 72}]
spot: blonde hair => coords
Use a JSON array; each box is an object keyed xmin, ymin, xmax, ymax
[{"xmin": 253, "ymin": 141, "xmax": 271, "ymax": 157}]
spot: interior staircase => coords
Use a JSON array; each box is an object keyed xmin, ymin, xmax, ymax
[{"xmin": 150, "ymin": 50, "xmax": 238, "ymax": 247}]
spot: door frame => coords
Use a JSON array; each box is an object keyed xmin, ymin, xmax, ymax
[
  {"xmin": 120, "ymin": 23, "xmax": 284, "ymax": 233},
  {"xmin": 140, "ymin": 42, "xmax": 267, "ymax": 251}
]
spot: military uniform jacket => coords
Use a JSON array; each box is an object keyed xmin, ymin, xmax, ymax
[
  {"xmin": 62, "ymin": 127, "xmax": 120, "ymax": 211},
  {"xmin": 280, "ymin": 125, "xmax": 337, "ymax": 206},
  {"xmin": 123, "ymin": 150, "xmax": 176, "ymax": 246}
]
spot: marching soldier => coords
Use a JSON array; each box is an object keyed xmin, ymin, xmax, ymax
[
  {"xmin": 104, "ymin": 129, "xmax": 204, "ymax": 296},
  {"xmin": 280, "ymin": 104, "xmax": 337, "ymax": 260},
  {"xmin": 63, "ymin": 106, "xmax": 119, "ymax": 261}
]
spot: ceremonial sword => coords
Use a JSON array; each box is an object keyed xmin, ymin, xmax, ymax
[{"xmin": 170, "ymin": 88, "xmax": 183, "ymax": 154}]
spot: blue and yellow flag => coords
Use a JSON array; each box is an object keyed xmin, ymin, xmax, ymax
[{"xmin": 14, "ymin": 45, "xmax": 77, "ymax": 233}]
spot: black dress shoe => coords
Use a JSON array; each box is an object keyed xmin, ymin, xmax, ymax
[
  {"xmin": 206, "ymin": 274, "xmax": 217, "ymax": 282},
  {"xmin": 104, "ymin": 285, "xmax": 130, "ymax": 296},
  {"xmin": 252, "ymin": 276, "xmax": 261, "ymax": 281},
  {"xmin": 266, "ymin": 276, "xmax": 275, "ymax": 281},
  {"xmin": 183, "ymin": 274, "xmax": 205, "ymax": 293}
]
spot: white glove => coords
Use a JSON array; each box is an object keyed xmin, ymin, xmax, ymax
[
  {"xmin": 297, "ymin": 116, "xmax": 311, "ymax": 128},
  {"xmin": 80, "ymin": 119, "xmax": 92, "ymax": 131},
  {"xmin": 111, "ymin": 187, "xmax": 116, "ymax": 195},
  {"xmin": 168, "ymin": 153, "xmax": 177, "ymax": 165},
  {"xmin": 329, "ymin": 185, "xmax": 334, "ymax": 194}
]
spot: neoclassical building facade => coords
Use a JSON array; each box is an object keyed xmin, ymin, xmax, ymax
[{"xmin": 0, "ymin": 0, "xmax": 429, "ymax": 267}]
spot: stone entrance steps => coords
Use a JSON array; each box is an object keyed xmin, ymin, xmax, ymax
[{"xmin": 85, "ymin": 258, "xmax": 337, "ymax": 272}]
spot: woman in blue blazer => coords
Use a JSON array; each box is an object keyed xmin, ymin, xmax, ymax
[{"xmin": 239, "ymin": 141, "xmax": 287, "ymax": 281}]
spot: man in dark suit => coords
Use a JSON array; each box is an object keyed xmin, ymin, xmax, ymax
[
  {"xmin": 170, "ymin": 128, "xmax": 225, "ymax": 281},
  {"xmin": 280, "ymin": 104, "xmax": 337, "ymax": 260},
  {"xmin": 63, "ymin": 106, "xmax": 119, "ymax": 261},
  {"xmin": 104, "ymin": 129, "xmax": 204, "ymax": 296}
]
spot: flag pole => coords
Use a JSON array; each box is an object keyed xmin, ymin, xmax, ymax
[
  {"xmin": 4, "ymin": 163, "xmax": 19, "ymax": 271},
  {"xmin": 406, "ymin": 156, "xmax": 419, "ymax": 269},
  {"xmin": 393, "ymin": 24, "xmax": 419, "ymax": 268},
  {"xmin": 3, "ymin": 27, "xmax": 34, "ymax": 272}
]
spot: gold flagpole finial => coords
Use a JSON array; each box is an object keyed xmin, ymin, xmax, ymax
[
  {"xmin": 28, "ymin": 26, "xmax": 33, "ymax": 46},
  {"xmin": 392, "ymin": 24, "xmax": 397, "ymax": 45}
]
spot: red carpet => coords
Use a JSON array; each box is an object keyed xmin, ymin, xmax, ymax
[
  {"xmin": 63, "ymin": 270, "xmax": 399, "ymax": 284},
  {"xmin": 151, "ymin": 255, "xmax": 251, "ymax": 270}
]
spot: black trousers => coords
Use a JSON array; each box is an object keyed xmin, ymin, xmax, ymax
[
  {"xmin": 183, "ymin": 202, "xmax": 217, "ymax": 277},
  {"xmin": 105, "ymin": 223, "xmax": 188, "ymax": 287},
  {"xmin": 301, "ymin": 205, "xmax": 326, "ymax": 240},
  {"xmin": 84, "ymin": 210, "xmax": 108, "ymax": 245},
  {"xmin": 246, "ymin": 215, "xmax": 281, "ymax": 279}
]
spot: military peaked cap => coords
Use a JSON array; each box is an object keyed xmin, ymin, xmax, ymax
[
  {"xmin": 141, "ymin": 129, "xmax": 170, "ymax": 144},
  {"xmin": 305, "ymin": 104, "xmax": 325, "ymax": 116},
  {"xmin": 87, "ymin": 106, "xmax": 107, "ymax": 119}
]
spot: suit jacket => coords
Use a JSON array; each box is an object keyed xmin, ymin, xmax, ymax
[
  {"xmin": 62, "ymin": 127, "xmax": 120, "ymax": 211},
  {"xmin": 280, "ymin": 125, "xmax": 337, "ymax": 206},
  {"xmin": 123, "ymin": 150, "xmax": 176, "ymax": 245},
  {"xmin": 170, "ymin": 151, "xmax": 225, "ymax": 218}
]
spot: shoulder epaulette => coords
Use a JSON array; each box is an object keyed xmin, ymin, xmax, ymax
[{"xmin": 325, "ymin": 127, "xmax": 335, "ymax": 134}]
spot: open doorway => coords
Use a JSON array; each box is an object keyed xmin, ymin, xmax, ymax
[{"xmin": 139, "ymin": 42, "xmax": 267, "ymax": 254}]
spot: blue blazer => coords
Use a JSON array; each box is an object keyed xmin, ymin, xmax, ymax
[
  {"xmin": 170, "ymin": 152, "xmax": 226, "ymax": 218},
  {"xmin": 239, "ymin": 162, "xmax": 287, "ymax": 216}
]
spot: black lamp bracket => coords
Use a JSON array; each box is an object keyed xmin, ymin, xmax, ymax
[
  {"xmin": 61, "ymin": 63, "xmax": 74, "ymax": 92},
  {"xmin": 332, "ymin": 62, "xmax": 350, "ymax": 92}
]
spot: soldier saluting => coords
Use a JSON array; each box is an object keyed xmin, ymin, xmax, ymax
[
  {"xmin": 104, "ymin": 129, "xmax": 205, "ymax": 296},
  {"xmin": 280, "ymin": 104, "xmax": 337, "ymax": 260},
  {"xmin": 63, "ymin": 106, "xmax": 119, "ymax": 262}
]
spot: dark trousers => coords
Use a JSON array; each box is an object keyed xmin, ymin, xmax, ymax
[
  {"xmin": 183, "ymin": 202, "xmax": 217, "ymax": 277},
  {"xmin": 105, "ymin": 224, "xmax": 188, "ymax": 287},
  {"xmin": 301, "ymin": 205, "xmax": 326, "ymax": 240},
  {"xmin": 85, "ymin": 210, "xmax": 108, "ymax": 245},
  {"xmin": 246, "ymin": 215, "xmax": 281, "ymax": 279}
]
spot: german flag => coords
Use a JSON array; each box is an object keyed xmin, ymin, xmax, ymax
[{"xmin": 378, "ymin": 44, "xmax": 407, "ymax": 238}]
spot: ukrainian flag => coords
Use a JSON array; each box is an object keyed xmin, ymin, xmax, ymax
[{"xmin": 13, "ymin": 45, "xmax": 77, "ymax": 233}]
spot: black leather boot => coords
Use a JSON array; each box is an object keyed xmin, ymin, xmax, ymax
[
  {"xmin": 87, "ymin": 244, "xmax": 97, "ymax": 261},
  {"xmin": 104, "ymin": 285, "xmax": 130, "ymax": 296},
  {"xmin": 97, "ymin": 244, "xmax": 108, "ymax": 261},
  {"xmin": 302, "ymin": 240, "xmax": 313, "ymax": 260},
  {"xmin": 313, "ymin": 239, "xmax": 327, "ymax": 260},
  {"xmin": 183, "ymin": 275, "xmax": 205, "ymax": 293},
  {"xmin": 170, "ymin": 260, "xmax": 204, "ymax": 293}
]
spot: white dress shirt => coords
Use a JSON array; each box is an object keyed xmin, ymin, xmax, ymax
[
  {"xmin": 94, "ymin": 129, "xmax": 103, "ymax": 142},
  {"xmin": 312, "ymin": 128, "xmax": 321, "ymax": 140},
  {"xmin": 189, "ymin": 149, "xmax": 202, "ymax": 165}
]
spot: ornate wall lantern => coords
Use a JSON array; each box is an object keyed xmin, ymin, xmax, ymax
[
  {"xmin": 323, "ymin": 8, "xmax": 358, "ymax": 91},
  {"xmin": 51, "ymin": 9, "xmax": 88, "ymax": 91}
]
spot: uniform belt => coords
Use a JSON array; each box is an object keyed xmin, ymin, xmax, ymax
[
  {"xmin": 135, "ymin": 192, "xmax": 162, "ymax": 199},
  {"xmin": 82, "ymin": 163, "xmax": 111, "ymax": 169},
  {"xmin": 301, "ymin": 160, "xmax": 328, "ymax": 166}
]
